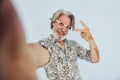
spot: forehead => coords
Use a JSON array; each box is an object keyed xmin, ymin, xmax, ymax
[{"xmin": 58, "ymin": 14, "xmax": 71, "ymax": 25}]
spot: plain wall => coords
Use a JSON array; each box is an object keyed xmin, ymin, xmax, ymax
[{"xmin": 12, "ymin": 0, "xmax": 120, "ymax": 80}]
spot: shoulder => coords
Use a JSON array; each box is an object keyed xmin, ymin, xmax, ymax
[
  {"xmin": 37, "ymin": 35, "xmax": 53, "ymax": 48},
  {"xmin": 66, "ymin": 39, "xmax": 78, "ymax": 45},
  {"xmin": 38, "ymin": 37, "xmax": 50, "ymax": 43},
  {"xmin": 26, "ymin": 43, "xmax": 50, "ymax": 67},
  {"xmin": 66, "ymin": 39, "xmax": 83, "ymax": 48}
]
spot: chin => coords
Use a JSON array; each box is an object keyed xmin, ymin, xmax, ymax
[
  {"xmin": 52, "ymin": 31, "xmax": 67, "ymax": 41},
  {"xmin": 57, "ymin": 36, "xmax": 66, "ymax": 41}
]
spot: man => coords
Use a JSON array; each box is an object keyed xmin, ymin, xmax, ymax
[
  {"xmin": 38, "ymin": 9, "xmax": 100, "ymax": 80},
  {"xmin": 0, "ymin": 0, "xmax": 99, "ymax": 80}
]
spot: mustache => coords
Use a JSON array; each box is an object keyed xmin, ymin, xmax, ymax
[{"xmin": 57, "ymin": 30, "xmax": 67, "ymax": 35}]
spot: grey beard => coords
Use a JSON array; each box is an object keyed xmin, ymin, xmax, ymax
[{"xmin": 52, "ymin": 28, "xmax": 67, "ymax": 41}]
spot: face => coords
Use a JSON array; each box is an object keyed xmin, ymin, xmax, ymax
[{"xmin": 52, "ymin": 14, "xmax": 71, "ymax": 41}]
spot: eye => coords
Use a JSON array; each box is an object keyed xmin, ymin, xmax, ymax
[
  {"xmin": 59, "ymin": 23, "xmax": 64, "ymax": 26},
  {"xmin": 66, "ymin": 26, "xmax": 71, "ymax": 30}
]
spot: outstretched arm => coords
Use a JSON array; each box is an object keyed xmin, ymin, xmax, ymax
[
  {"xmin": 75, "ymin": 20, "xmax": 100, "ymax": 63},
  {"xmin": 0, "ymin": 0, "xmax": 25, "ymax": 51},
  {"xmin": 0, "ymin": 0, "xmax": 49, "ymax": 80}
]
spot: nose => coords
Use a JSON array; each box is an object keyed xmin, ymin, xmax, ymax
[
  {"xmin": 62, "ymin": 28, "xmax": 69, "ymax": 33},
  {"xmin": 59, "ymin": 25, "xmax": 69, "ymax": 31}
]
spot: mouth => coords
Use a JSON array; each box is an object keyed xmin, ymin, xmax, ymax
[
  {"xmin": 57, "ymin": 30, "xmax": 67, "ymax": 36},
  {"xmin": 52, "ymin": 29, "xmax": 67, "ymax": 41}
]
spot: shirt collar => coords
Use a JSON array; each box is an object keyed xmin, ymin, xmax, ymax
[
  {"xmin": 48, "ymin": 34, "xmax": 68, "ymax": 44},
  {"xmin": 48, "ymin": 34, "xmax": 57, "ymax": 43}
]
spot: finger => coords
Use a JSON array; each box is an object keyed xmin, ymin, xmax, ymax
[
  {"xmin": 80, "ymin": 20, "xmax": 89, "ymax": 29},
  {"xmin": 74, "ymin": 28, "xmax": 82, "ymax": 32}
]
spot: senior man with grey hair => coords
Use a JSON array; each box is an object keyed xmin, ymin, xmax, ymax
[
  {"xmin": 38, "ymin": 9, "xmax": 100, "ymax": 80},
  {"xmin": 0, "ymin": 1, "xmax": 100, "ymax": 79}
]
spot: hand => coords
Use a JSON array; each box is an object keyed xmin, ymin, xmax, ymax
[
  {"xmin": 0, "ymin": 1, "xmax": 51, "ymax": 79},
  {"xmin": 0, "ymin": 0, "xmax": 25, "ymax": 52},
  {"xmin": 74, "ymin": 20, "xmax": 93, "ymax": 42},
  {"xmin": 0, "ymin": 1, "xmax": 36, "ymax": 80}
]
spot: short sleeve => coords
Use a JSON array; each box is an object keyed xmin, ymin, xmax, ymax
[
  {"xmin": 77, "ymin": 45, "xmax": 90, "ymax": 62},
  {"xmin": 72, "ymin": 40, "xmax": 90, "ymax": 62},
  {"xmin": 37, "ymin": 38, "xmax": 51, "ymax": 48}
]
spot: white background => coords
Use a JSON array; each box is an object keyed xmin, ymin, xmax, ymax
[{"xmin": 12, "ymin": 0, "xmax": 120, "ymax": 80}]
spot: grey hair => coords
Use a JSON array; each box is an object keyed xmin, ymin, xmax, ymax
[{"xmin": 50, "ymin": 9, "xmax": 75, "ymax": 30}]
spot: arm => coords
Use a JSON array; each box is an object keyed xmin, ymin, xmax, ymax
[
  {"xmin": 75, "ymin": 20, "xmax": 100, "ymax": 63},
  {"xmin": 87, "ymin": 35, "xmax": 100, "ymax": 63},
  {"xmin": 0, "ymin": 0, "xmax": 49, "ymax": 79},
  {"xmin": 26, "ymin": 43, "xmax": 50, "ymax": 68}
]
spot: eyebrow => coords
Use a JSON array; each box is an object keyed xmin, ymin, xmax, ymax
[
  {"xmin": 56, "ymin": 19, "xmax": 71, "ymax": 29},
  {"xmin": 57, "ymin": 19, "xmax": 70, "ymax": 27}
]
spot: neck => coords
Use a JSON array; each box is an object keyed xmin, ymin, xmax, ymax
[
  {"xmin": 57, "ymin": 40, "xmax": 64, "ymax": 45},
  {"xmin": 57, "ymin": 40, "xmax": 65, "ymax": 49}
]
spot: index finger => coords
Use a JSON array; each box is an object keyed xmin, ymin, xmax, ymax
[
  {"xmin": 80, "ymin": 20, "xmax": 89, "ymax": 29},
  {"xmin": 74, "ymin": 28, "xmax": 82, "ymax": 32}
]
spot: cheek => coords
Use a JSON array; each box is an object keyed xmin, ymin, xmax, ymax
[
  {"xmin": 52, "ymin": 23, "xmax": 63, "ymax": 30},
  {"xmin": 53, "ymin": 26, "xmax": 61, "ymax": 31},
  {"xmin": 52, "ymin": 23, "xmax": 58, "ymax": 29},
  {"xmin": 62, "ymin": 28, "xmax": 69, "ymax": 33}
]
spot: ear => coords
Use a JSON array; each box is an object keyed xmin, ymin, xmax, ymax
[
  {"xmin": 52, "ymin": 22, "xmax": 57, "ymax": 29},
  {"xmin": 52, "ymin": 22, "xmax": 56, "ymax": 27}
]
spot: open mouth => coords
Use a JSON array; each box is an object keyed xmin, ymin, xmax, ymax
[
  {"xmin": 57, "ymin": 30, "xmax": 67, "ymax": 36},
  {"xmin": 52, "ymin": 29, "xmax": 67, "ymax": 41}
]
